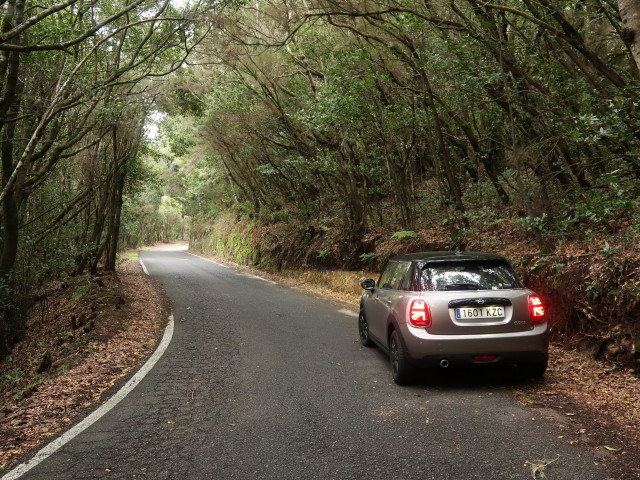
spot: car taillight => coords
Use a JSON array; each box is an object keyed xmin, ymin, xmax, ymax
[
  {"xmin": 529, "ymin": 296, "xmax": 545, "ymax": 322},
  {"xmin": 409, "ymin": 299, "xmax": 431, "ymax": 327}
]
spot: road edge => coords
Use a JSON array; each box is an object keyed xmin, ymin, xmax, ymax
[{"xmin": 1, "ymin": 259, "xmax": 174, "ymax": 480}]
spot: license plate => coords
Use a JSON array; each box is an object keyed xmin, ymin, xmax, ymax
[{"xmin": 455, "ymin": 306, "xmax": 505, "ymax": 319}]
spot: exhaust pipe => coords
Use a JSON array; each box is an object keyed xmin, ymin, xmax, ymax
[{"xmin": 439, "ymin": 359, "xmax": 450, "ymax": 368}]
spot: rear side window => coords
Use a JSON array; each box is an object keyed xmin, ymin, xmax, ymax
[
  {"xmin": 378, "ymin": 261, "xmax": 412, "ymax": 290},
  {"xmin": 378, "ymin": 262, "xmax": 399, "ymax": 289},
  {"xmin": 399, "ymin": 263, "xmax": 417, "ymax": 290},
  {"xmin": 421, "ymin": 261, "xmax": 523, "ymax": 291}
]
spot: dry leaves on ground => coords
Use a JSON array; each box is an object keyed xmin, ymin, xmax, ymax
[
  {"xmin": 517, "ymin": 345, "xmax": 640, "ymax": 479},
  {"xmin": 0, "ymin": 259, "xmax": 170, "ymax": 472}
]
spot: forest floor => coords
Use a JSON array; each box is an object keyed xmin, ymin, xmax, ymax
[{"xmin": 0, "ymin": 246, "xmax": 639, "ymax": 479}]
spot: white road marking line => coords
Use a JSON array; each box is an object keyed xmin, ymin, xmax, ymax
[
  {"xmin": 139, "ymin": 257, "xmax": 150, "ymax": 275},
  {"xmin": 188, "ymin": 252, "xmax": 227, "ymax": 267},
  {"xmin": 243, "ymin": 274, "xmax": 278, "ymax": 284},
  {"xmin": 187, "ymin": 250, "xmax": 353, "ymax": 312},
  {"xmin": 185, "ymin": 252, "xmax": 279, "ymax": 283},
  {"xmin": 1, "ymin": 315, "xmax": 175, "ymax": 480}
]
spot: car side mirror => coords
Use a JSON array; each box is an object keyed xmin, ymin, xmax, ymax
[{"xmin": 361, "ymin": 278, "xmax": 376, "ymax": 291}]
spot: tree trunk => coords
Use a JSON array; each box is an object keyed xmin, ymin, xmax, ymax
[
  {"xmin": 0, "ymin": 126, "xmax": 19, "ymax": 281},
  {"xmin": 619, "ymin": 0, "xmax": 640, "ymax": 73},
  {"xmin": 104, "ymin": 165, "xmax": 126, "ymax": 271},
  {"xmin": 0, "ymin": 186, "xmax": 20, "ymax": 357},
  {"xmin": 0, "ymin": 68, "xmax": 23, "ymax": 357}
]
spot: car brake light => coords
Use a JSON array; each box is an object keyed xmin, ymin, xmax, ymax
[
  {"xmin": 409, "ymin": 299, "xmax": 431, "ymax": 327},
  {"xmin": 529, "ymin": 296, "xmax": 545, "ymax": 322}
]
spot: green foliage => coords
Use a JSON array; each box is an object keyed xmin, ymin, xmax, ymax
[
  {"xmin": 359, "ymin": 253, "xmax": 377, "ymax": 263},
  {"xmin": 70, "ymin": 283, "xmax": 91, "ymax": 305},
  {"xmin": 391, "ymin": 231, "xmax": 418, "ymax": 240},
  {"xmin": 4, "ymin": 367, "xmax": 23, "ymax": 385},
  {"xmin": 157, "ymin": 0, "xmax": 639, "ymax": 272},
  {"xmin": 190, "ymin": 214, "xmax": 260, "ymax": 266},
  {"xmin": 122, "ymin": 193, "xmax": 189, "ymax": 248}
]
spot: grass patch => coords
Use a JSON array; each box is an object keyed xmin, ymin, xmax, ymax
[{"xmin": 283, "ymin": 268, "xmax": 377, "ymax": 302}]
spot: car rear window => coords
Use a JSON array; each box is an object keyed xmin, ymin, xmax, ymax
[{"xmin": 421, "ymin": 261, "xmax": 523, "ymax": 291}]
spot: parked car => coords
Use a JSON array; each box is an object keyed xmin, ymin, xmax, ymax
[{"xmin": 359, "ymin": 252, "xmax": 548, "ymax": 384}]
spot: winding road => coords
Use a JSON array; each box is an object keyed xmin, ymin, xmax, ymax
[{"xmin": 5, "ymin": 247, "xmax": 610, "ymax": 479}]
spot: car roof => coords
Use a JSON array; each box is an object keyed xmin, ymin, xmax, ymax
[{"xmin": 389, "ymin": 251, "xmax": 509, "ymax": 263}]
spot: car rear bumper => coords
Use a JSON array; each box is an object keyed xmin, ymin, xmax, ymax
[{"xmin": 400, "ymin": 323, "xmax": 549, "ymax": 368}]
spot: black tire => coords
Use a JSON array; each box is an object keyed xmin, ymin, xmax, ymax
[
  {"xmin": 389, "ymin": 330, "xmax": 414, "ymax": 385},
  {"xmin": 520, "ymin": 356, "xmax": 548, "ymax": 378},
  {"xmin": 358, "ymin": 311, "xmax": 375, "ymax": 347}
]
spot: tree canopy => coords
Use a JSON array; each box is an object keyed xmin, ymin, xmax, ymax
[{"xmin": 158, "ymin": 0, "xmax": 639, "ymax": 265}]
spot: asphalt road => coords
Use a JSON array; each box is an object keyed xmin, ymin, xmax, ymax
[{"xmin": 9, "ymin": 248, "xmax": 612, "ymax": 479}]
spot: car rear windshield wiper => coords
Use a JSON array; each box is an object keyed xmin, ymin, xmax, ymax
[{"xmin": 443, "ymin": 283, "xmax": 480, "ymax": 290}]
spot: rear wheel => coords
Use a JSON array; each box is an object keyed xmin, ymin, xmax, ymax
[
  {"xmin": 358, "ymin": 311, "xmax": 374, "ymax": 347},
  {"xmin": 520, "ymin": 356, "xmax": 548, "ymax": 378},
  {"xmin": 389, "ymin": 330, "xmax": 414, "ymax": 385}
]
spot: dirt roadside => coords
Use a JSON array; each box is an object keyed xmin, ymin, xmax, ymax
[
  {"xmin": 0, "ymin": 256, "xmax": 171, "ymax": 472},
  {"xmin": 0, "ymin": 249, "xmax": 638, "ymax": 479}
]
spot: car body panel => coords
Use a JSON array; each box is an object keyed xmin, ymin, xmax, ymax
[
  {"xmin": 417, "ymin": 290, "xmax": 536, "ymax": 335},
  {"xmin": 359, "ymin": 252, "xmax": 549, "ymax": 377},
  {"xmin": 364, "ymin": 286, "xmax": 394, "ymax": 343}
]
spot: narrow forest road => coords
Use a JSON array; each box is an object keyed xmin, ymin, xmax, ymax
[{"xmin": 6, "ymin": 248, "xmax": 612, "ymax": 479}]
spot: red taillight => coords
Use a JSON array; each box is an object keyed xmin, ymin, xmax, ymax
[
  {"xmin": 529, "ymin": 296, "xmax": 545, "ymax": 322},
  {"xmin": 473, "ymin": 355, "xmax": 497, "ymax": 362},
  {"xmin": 409, "ymin": 299, "xmax": 431, "ymax": 327}
]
